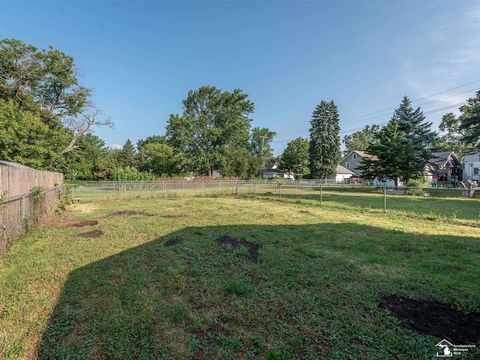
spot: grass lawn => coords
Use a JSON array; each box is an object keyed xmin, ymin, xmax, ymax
[{"xmin": 0, "ymin": 195, "xmax": 479, "ymax": 359}]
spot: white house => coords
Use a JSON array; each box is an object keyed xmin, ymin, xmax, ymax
[
  {"xmin": 335, "ymin": 165, "xmax": 354, "ymax": 183},
  {"xmin": 464, "ymin": 149, "xmax": 480, "ymax": 183},
  {"xmin": 261, "ymin": 164, "xmax": 294, "ymax": 180}
]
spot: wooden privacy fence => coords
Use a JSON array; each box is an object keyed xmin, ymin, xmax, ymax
[{"xmin": 0, "ymin": 161, "xmax": 64, "ymax": 252}]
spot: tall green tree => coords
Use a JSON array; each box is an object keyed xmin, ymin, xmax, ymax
[
  {"xmin": 119, "ymin": 139, "xmax": 137, "ymax": 168},
  {"xmin": 0, "ymin": 99, "xmax": 68, "ymax": 168},
  {"xmin": 434, "ymin": 113, "xmax": 467, "ymax": 155},
  {"xmin": 280, "ymin": 137, "xmax": 309, "ymax": 177},
  {"xmin": 62, "ymin": 134, "xmax": 113, "ymax": 180},
  {"xmin": 0, "ymin": 38, "xmax": 111, "ymax": 170},
  {"xmin": 343, "ymin": 124, "xmax": 380, "ymax": 155},
  {"xmin": 166, "ymin": 86, "xmax": 254, "ymax": 176},
  {"xmin": 309, "ymin": 100, "xmax": 341, "ymax": 178},
  {"xmin": 392, "ymin": 96, "xmax": 436, "ymax": 178},
  {"xmin": 359, "ymin": 120, "xmax": 409, "ymax": 186},
  {"xmin": 138, "ymin": 143, "xmax": 181, "ymax": 176},
  {"xmin": 249, "ymin": 127, "xmax": 276, "ymax": 174},
  {"xmin": 137, "ymin": 135, "xmax": 167, "ymax": 150},
  {"xmin": 459, "ymin": 90, "xmax": 480, "ymax": 147}
]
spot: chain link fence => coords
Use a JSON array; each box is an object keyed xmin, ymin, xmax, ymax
[
  {"xmin": 0, "ymin": 185, "xmax": 65, "ymax": 251},
  {"xmin": 70, "ymin": 180, "xmax": 479, "ymax": 223}
]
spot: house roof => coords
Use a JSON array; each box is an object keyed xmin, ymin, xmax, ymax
[
  {"xmin": 340, "ymin": 150, "xmax": 378, "ymax": 164},
  {"xmin": 336, "ymin": 164, "xmax": 354, "ymax": 175},
  {"xmin": 465, "ymin": 148, "xmax": 480, "ymax": 155},
  {"xmin": 430, "ymin": 151, "xmax": 458, "ymax": 167},
  {"xmin": 0, "ymin": 160, "xmax": 34, "ymax": 169},
  {"xmin": 354, "ymin": 150, "xmax": 378, "ymax": 161}
]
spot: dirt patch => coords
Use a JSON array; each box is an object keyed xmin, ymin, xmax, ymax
[
  {"xmin": 161, "ymin": 214, "xmax": 186, "ymax": 219},
  {"xmin": 298, "ymin": 210, "xmax": 313, "ymax": 215},
  {"xmin": 69, "ymin": 220, "xmax": 99, "ymax": 227},
  {"xmin": 105, "ymin": 210, "xmax": 154, "ymax": 217},
  {"xmin": 78, "ymin": 230, "xmax": 103, "ymax": 238},
  {"xmin": 216, "ymin": 235, "xmax": 260, "ymax": 262},
  {"xmin": 379, "ymin": 295, "xmax": 480, "ymax": 343},
  {"xmin": 164, "ymin": 238, "xmax": 183, "ymax": 246}
]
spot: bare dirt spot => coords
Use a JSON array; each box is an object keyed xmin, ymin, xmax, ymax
[
  {"xmin": 298, "ymin": 210, "xmax": 313, "ymax": 215},
  {"xmin": 69, "ymin": 220, "xmax": 99, "ymax": 227},
  {"xmin": 164, "ymin": 238, "xmax": 183, "ymax": 246},
  {"xmin": 216, "ymin": 235, "xmax": 260, "ymax": 262},
  {"xmin": 161, "ymin": 214, "xmax": 186, "ymax": 219},
  {"xmin": 379, "ymin": 295, "xmax": 480, "ymax": 343},
  {"xmin": 105, "ymin": 210, "xmax": 154, "ymax": 217},
  {"xmin": 78, "ymin": 230, "xmax": 103, "ymax": 238}
]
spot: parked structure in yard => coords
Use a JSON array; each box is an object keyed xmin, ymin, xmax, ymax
[
  {"xmin": 334, "ymin": 164, "xmax": 354, "ymax": 183},
  {"xmin": 463, "ymin": 149, "xmax": 480, "ymax": 183},
  {"xmin": 0, "ymin": 160, "xmax": 64, "ymax": 252},
  {"xmin": 261, "ymin": 164, "xmax": 294, "ymax": 180},
  {"xmin": 339, "ymin": 150, "xmax": 377, "ymax": 176},
  {"xmin": 424, "ymin": 151, "xmax": 463, "ymax": 185}
]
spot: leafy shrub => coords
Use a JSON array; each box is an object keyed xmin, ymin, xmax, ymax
[
  {"xmin": 406, "ymin": 179, "xmax": 428, "ymax": 196},
  {"xmin": 111, "ymin": 167, "xmax": 155, "ymax": 181}
]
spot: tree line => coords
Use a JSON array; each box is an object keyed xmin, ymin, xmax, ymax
[{"xmin": 0, "ymin": 38, "xmax": 479, "ymax": 182}]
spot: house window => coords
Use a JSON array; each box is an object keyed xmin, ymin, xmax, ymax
[
  {"xmin": 346, "ymin": 162, "xmax": 350, "ymax": 169},
  {"xmin": 353, "ymin": 154, "xmax": 357, "ymax": 160},
  {"xmin": 474, "ymin": 168, "xmax": 479, "ymax": 175}
]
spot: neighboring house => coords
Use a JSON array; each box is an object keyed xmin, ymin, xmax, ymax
[
  {"xmin": 261, "ymin": 164, "xmax": 294, "ymax": 180},
  {"xmin": 425, "ymin": 151, "xmax": 463, "ymax": 185},
  {"xmin": 464, "ymin": 149, "xmax": 480, "ymax": 183},
  {"xmin": 335, "ymin": 165, "xmax": 354, "ymax": 183},
  {"xmin": 339, "ymin": 150, "xmax": 378, "ymax": 176},
  {"xmin": 339, "ymin": 150, "xmax": 400, "ymax": 186}
]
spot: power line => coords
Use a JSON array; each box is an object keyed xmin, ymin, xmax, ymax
[
  {"xmin": 271, "ymin": 100, "xmax": 467, "ymax": 144},
  {"xmin": 341, "ymin": 80, "xmax": 480, "ymax": 123},
  {"xmin": 275, "ymin": 83, "xmax": 478, "ymax": 139},
  {"xmin": 340, "ymin": 86, "xmax": 478, "ymax": 127}
]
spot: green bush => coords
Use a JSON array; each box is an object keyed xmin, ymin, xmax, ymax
[
  {"xmin": 406, "ymin": 179, "xmax": 427, "ymax": 196},
  {"xmin": 111, "ymin": 167, "xmax": 156, "ymax": 181}
]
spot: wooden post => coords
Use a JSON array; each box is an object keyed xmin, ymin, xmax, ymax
[
  {"xmin": 164, "ymin": 181, "xmax": 167, "ymax": 199},
  {"xmin": 20, "ymin": 195, "xmax": 25, "ymax": 220},
  {"xmin": 254, "ymin": 182, "xmax": 256, "ymax": 199},
  {"xmin": 236, "ymin": 182, "xmax": 239, "ymax": 196}
]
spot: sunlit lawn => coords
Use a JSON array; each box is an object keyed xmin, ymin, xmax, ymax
[{"xmin": 0, "ymin": 194, "xmax": 479, "ymax": 359}]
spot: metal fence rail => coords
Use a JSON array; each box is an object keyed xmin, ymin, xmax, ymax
[{"xmin": 0, "ymin": 185, "xmax": 65, "ymax": 251}]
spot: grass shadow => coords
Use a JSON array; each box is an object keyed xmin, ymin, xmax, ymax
[{"xmin": 37, "ymin": 223, "xmax": 480, "ymax": 359}]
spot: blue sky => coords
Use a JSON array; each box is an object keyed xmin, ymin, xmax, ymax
[{"xmin": 1, "ymin": 0, "xmax": 479, "ymax": 154}]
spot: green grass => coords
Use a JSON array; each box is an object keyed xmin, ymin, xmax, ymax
[{"xmin": 0, "ymin": 195, "xmax": 479, "ymax": 359}]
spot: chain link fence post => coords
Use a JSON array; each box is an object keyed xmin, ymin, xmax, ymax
[
  {"xmin": 320, "ymin": 185, "xmax": 323, "ymax": 207},
  {"xmin": 384, "ymin": 186, "xmax": 387, "ymax": 212}
]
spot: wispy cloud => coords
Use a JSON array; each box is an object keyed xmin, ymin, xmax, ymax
[{"xmin": 402, "ymin": 5, "xmax": 480, "ymax": 110}]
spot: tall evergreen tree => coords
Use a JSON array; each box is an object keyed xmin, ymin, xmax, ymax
[
  {"xmin": 392, "ymin": 96, "xmax": 436, "ymax": 178},
  {"xmin": 459, "ymin": 90, "xmax": 480, "ymax": 147},
  {"xmin": 120, "ymin": 139, "xmax": 137, "ymax": 167},
  {"xmin": 359, "ymin": 120, "xmax": 409, "ymax": 186},
  {"xmin": 309, "ymin": 100, "xmax": 340, "ymax": 178}
]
